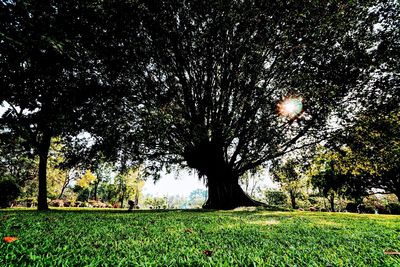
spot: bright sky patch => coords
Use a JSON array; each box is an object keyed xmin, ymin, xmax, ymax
[{"xmin": 278, "ymin": 97, "xmax": 303, "ymax": 118}]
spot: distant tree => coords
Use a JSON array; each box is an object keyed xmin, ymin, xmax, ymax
[
  {"xmin": 165, "ymin": 195, "xmax": 188, "ymax": 209},
  {"xmin": 91, "ymin": 163, "xmax": 113, "ymax": 201},
  {"xmin": 115, "ymin": 167, "xmax": 145, "ymax": 208},
  {"xmin": 336, "ymin": 110, "xmax": 400, "ymax": 201},
  {"xmin": 306, "ymin": 145, "xmax": 376, "ymax": 208},
  {"xmin": 240, "ymin": 167, "xmax": 265, "ymax": 199},
  {"xmin": 271, "ymin": 159, "xmax": 307, "ymax": 209},
  {"xmin": 73, "ymin": 170, "xmax": 97, "ymax": 202},
  {"xmin": 308, "ymin": 154, "xmax": 346, "ymax": 212},
  {"xmin": 46, "ymin": 138, "xmax": 74, "ymax": 199},
  {"xmin": 143, "ymin": 196, "xmax": 167, "ymax": 209},
  {"xmin": 98, "ymin": 183, "xmax": 119, "ymax": 205},
  {"xmin": 77, "ymin": 170, "xmax": 97, "ymax": 190},
  {"xmin": 188, "ymin": 189, "xmax": 208, "ymax": 208},
  {"xmin": 47, "ymin": 165, "xmax": 66, "ymax": 199},
  {"xmin": 57, "ymin": 169, "xmax": 80, "ymax": 200},
  {"xmin": 263, "ymin": 189, "xmax": 288, "ymax": 207}
]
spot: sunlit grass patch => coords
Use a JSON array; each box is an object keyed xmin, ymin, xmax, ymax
[
  {"xmin": 0, "ymin": 209, "xmax": 399, "ymax": 266},
  {"xmin": 314, "ymin": 219, "xmax": 343, "ymax": 228},
  {"xmin": 248, "ymin": 219, "xmax": 280, "ymax": 226}
]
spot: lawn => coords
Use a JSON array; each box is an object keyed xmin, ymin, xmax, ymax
[{"xmin": 1, "ymin": 209, "xmax": 399, "ymax": 266}]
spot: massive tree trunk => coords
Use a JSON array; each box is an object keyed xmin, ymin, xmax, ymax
[
  {"xmin": 202, "ymin": 167, "xmax": 265, "ymax": 210},
  {"xmin": 203, "ymin": 177, "xmax": 263, "ymax": 209},
  {"xmin": 37, "ymin": 131, "xmax": 51, "ymax": 211},
  {"xmin": 185, "ymin": 142, "xmax": 266, "ymax": 210}
]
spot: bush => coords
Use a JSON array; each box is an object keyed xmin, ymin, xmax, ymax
[
  {"xmin": 345, "ymin": 202, "xmax": 358, "ymax": 213},
  {"xmin": 363, "ymin": 205, "xmax": 376, "ymax": 214},
  {"xmin": 0, "ymin": 180, "xmax": 20, "ymax": 208},
  {"xmin": 386, "ymin": 202, "xmax": 400, "ymax": 214},
  {"xmin": 264, "ymin": 189, "xmax": 287, "ymax": 207},
  {"xmin": 375, "ymin": 203, "xmax": 390, "ymax": 214},
  {"xmin": 352, "ymin": 204, "xmax": 375, "ymax": 214},
  {"xmin": 15, "ymin": 197, "xmax": 37, "ymax": 207}
]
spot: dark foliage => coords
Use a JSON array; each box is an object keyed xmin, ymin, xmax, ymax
[
  {"xmin": 87, "ymin": 0, "xmax": 379, "ymax": 209},
  {"xmin": 264, "ymin": 189, "xmax": 287, "ymax": 207},
  {"xmin": 0, "ymin": 1, "xmax": 110, "ymax": 209},
  {"xmin": 0, "ymin": 180, "xmax": 20, "ymax": 208},
  {"xmin": 1, "ymin": 0, "xmax": 398, "ymax": 209},
  {"xmin": 386, "ymin": 203, "xmax": 400, "ymax": 215}
]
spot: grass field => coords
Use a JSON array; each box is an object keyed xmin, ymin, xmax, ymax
[{"xmin": 1, "ymin": 209, "xmax": 400, "ymax": 266}]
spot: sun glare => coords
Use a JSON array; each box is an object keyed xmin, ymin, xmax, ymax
[{"xmin": 278, "ymin": 97, "xmax": 303, "ymax": 118}]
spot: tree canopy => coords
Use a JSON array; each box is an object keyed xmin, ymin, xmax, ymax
[
  {"xmin": 89, "ymin": 0, "xmax": 380, "ymax": 209},
  {"xmin": 1, "ymin": 0, "xmax": 398, "ymax": 210},
  {"xmin": 0, "ymin": 1, "xmax": 109, "ymax": 209}
]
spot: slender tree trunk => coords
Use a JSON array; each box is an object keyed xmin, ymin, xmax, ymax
[
  {"xmin": 120, "ymin": 189, "xmax": 126, "ymax": 208},
  {"xmin": 330, "ymin": 192, "xmax": 335, "ymax": 212},
  {"xmin": 93, "ymin": 181, "xmax": 99, "ymax": 201},
  {"xmin": 134, "ymin": 184, "xmax": 139, "ymax": 205},
  {"xmin": 289, "ymin": 191, "xmax": 297, "ymax": 209},
  {"xmin": 323, "ymin": 197, "xmax": 328, "ymax": 210},
  {"xmin": 58, "ymin": 182, "xmax": 67, "ymax": 200},
  {"xmin": 37, "ymin": 131, "xmax": 51, "ymax": 211},
  {"xmin": 58, "ymin": 171, "xmax": 70, "ymax": 199},
  {"xmin": 250, "ymin": 180, "xmax": 259, "ymax": 197}
]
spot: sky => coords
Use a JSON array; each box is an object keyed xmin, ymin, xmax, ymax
[
  {"xmin": 142, "ymin": 170, "xmax": 207, "ymax": 197},
  {"xmin": 142, "ymin": 169, "xmax": 278, "ymax": 197}
]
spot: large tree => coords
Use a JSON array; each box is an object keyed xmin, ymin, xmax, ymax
[
  {"xmin": 90, "ymin": 0, "xmax": 379, "ymax": 209},
  {"xmin": 2, "ymin": 0, "xmax": 394, "ymax": 210},
  {"xmin": 0, "ymin": 1, "xmax": 108, "ymax": 210}
]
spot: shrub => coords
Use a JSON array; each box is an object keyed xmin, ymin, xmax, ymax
[
  {"xmin": 264, "ymin": 189, "xmax": 288, "ymax": 207},
  {"xmin": 0, "ymin": 180, "xmax": 20, "ymax": 208},
  {"xmin": 308, "ymin": 197, "xmax": 319, "ymax": 205},
  {"xmin": 386, "ymin": 202, "xmax": 400, "ymax": 214},
  {"xmin": 15, "ymin": 197, "xmax": 37, "ymax": 207},
  {"xmin": 345, "ymin": 202, "xmax": 358, "ymax": 213},
  {"xmin": 375, "ymin": 203, "xmax": 390, "ymax": 214},
  {"xmin": 363, "ymin": 205, "xmax": 376, "ymax": 214},
  {"xmin": 49, "ymin": 199, "xmax": 65, "ymax": 207}
]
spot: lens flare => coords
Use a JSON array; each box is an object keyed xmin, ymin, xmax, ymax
[{"xmin": 278, "ymin": 97, "xmax": 303, "ymax": 118}]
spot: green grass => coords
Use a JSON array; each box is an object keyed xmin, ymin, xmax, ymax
[{"xmin": 1, "ymin": 209, "xmax": 400, "ymax": 266}]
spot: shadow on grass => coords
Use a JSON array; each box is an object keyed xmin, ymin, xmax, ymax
[
  {"xmin": 0, "ymin": 208, "xmax": 222, "ymax": 214},
  {"xmin": 0, "ymin": 205, "xmax": 291, "ymax": 215}
]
